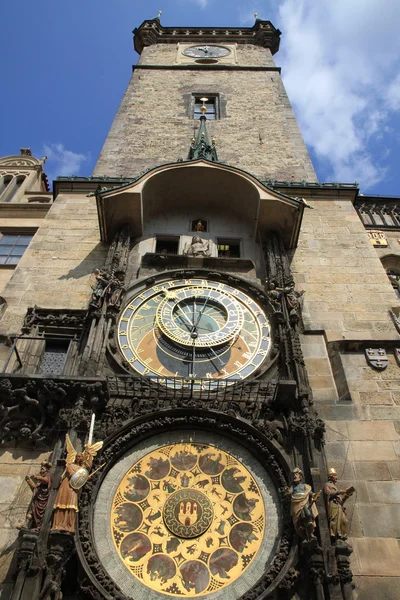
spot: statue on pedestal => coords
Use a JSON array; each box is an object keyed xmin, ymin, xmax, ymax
[
  {"xmin": 323, "ymin": 467, "xmax": 355, "ymax": 541},
  {"xmin": 287, "ymin": 468, "xmax": 320, "ymax": 540},
  {"xmin": 52, "ymin": 434, "xmax": 103, "ymax": 533},
  {"xmin": 25, "ymin": 461, "xmax": 52, "ymax": 530}
]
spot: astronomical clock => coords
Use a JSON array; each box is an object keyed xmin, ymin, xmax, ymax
[
  {"xmin": 83, "ymin": 272, "xmax": 285, "ymax": 599},
  {"xmin": 116, "ymin": 275, "xmax": 273, "ymax": 390}
]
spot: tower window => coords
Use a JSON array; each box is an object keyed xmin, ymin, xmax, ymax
[
  {"xmin": 38, "ymin": 340, "xmax": 70, "ymax": 375},
  {"xmin": 155, "ymin": 236, "xmax": 180, "ymax": 255},
  {"xmin": 0, "ymin": 232, "xmax": 34, "ymax": 265},
  {"xmin": 217, "ymin": 239, "xmax": 241, "ymax": 258},
  {"xmin": 193, "ymin": 96, "xmax": 217, "ymax": 120}
]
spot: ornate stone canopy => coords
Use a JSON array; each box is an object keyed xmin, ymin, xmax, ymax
[{"xmin": 96, "ymin": 160, "xmax": 306, "ymax": 249}]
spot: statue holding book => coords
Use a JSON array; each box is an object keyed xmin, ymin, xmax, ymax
[{"xmin": 323, "ymin": 468, "xmax": 355, "ymax": 541}]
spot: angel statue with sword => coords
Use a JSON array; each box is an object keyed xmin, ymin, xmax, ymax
[{"xmin": 52, "ymin": 434, "xmax": 103, "ymax": 532}]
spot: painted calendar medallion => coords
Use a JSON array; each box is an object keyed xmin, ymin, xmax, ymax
[{"xmin": 111, "ymin": 442, "xmax": 265, "ymax": 597}]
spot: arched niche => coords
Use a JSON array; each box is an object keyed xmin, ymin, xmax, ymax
[{"xmin": 96, "ymin": 160, "xmax": 305, "ymax": 249}]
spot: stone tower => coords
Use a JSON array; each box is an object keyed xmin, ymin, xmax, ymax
[
  {"xmin": 94, "ymin": 18, "xmax": 317, "ymax": 183},
  {"xmin": 0, "ymin": 15, "xmax": 399, "ymax": 600}
]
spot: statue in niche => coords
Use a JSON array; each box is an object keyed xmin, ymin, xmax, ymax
[
  {"xmin": 323, "ymin": 468, "xmax": 355, "ymax": 542},
  {"xmin": 25, "ymin": 460, "xmax": 52, "ymax": 530},
  {"xmin": 287, "ymin": 468, "xmax": 320, "ymax": 540},
  {"xmin": 193, "ymin": 219, "xmax": 206, "ymax": 232},
  {"xmin": 183, "ymin": 236, "xmax": 212, "ymax": 257},
  {"xmin": 52, "ymin": 434, "xmax": 103, "ymax": 532}
]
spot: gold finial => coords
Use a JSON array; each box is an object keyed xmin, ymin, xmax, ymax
[
  {"xmin": 328, "ymin": 467, "xmax": 337, "ymax": 475},
  {"xmin": 191, "ymin": 137, "xmax": 196, "ymax": 143},
  {"xmin": 212, "ymin": 137, "xmax": 216, "ymax": 144},
  {"xmin": 201, "ymin": 132, "xmax": 205, "ymax": 137},
  {"xmin": 200, "ymin": 97, "xmax": 208, "ymax": 115}
]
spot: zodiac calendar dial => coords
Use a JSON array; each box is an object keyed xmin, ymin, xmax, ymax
[
  {"xmin": 117, "ymin": 278, "xmax": 272, "ymax": 389},
  {"xmin": 111, "ymin": 443, "xmax": 265, "ymax": 597}
]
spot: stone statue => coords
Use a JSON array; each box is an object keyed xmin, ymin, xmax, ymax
[
  {"xmin": 287, "ymin": 468, "xmax": 320, "ymax": 540},
  {"xmin": 52, "ymin": 434, "xmax": 103, "ymax": 532},
  {"xmin": 183, "ymin": 236, "xmax": 212, "ymax": 257},
  {"xmin": 323, "ymin": 468, "xmax": 355, "ymax": 541},
  {"xmin": 283, "ymin": 280, "xmax": 305, "ymax": 326},
  {"xmin": 266, "ymin": 281, "xmax": 284, "ymax": 320},
  {"xmin": 25, "ymin": 461, "xmax": 52, "ymax": 530}
]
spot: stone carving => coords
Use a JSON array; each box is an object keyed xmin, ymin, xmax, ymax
[
  {"xmin": 283, "ymin": 280, "xmax": 305, "ymax": 327},
  {"xmin": 323, "ymin": 468, "xmax": 355, "ymax": 542},
  {"xmin": 287, "ymin": 468, "xmax": 320, "ymax": 541},
  {"xmin": 22, "ymin": 306, "xmax": 86, "ymax": 333},
  {"xmin": 90, "ymin": 269, "xmax": 123, "ymax": 311},
  {"xmin": 25, "ymin": 461, "xmax": 52, "ymax": 530},
  {"xmin": 265, "ymin": 281, "xmax": 284, "ymax": 320},
  {"xmin": 0, "ymin": 383, "xmax": 45, "ymax": 446},
  {"xmin": 52, "ymin": 434, "xmax": 103, "ymax": 532},
  {"xmin": 183, "ymin": 236, "xmax": 212, "ymax": 257}
]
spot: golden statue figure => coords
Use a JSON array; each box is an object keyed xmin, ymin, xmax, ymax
[
  {"xmin": 52, "ymin": 434, "xmax": 103, "ymax": 532},
  {"xmin": 323, "ymin": 468, "xmax": 355, "ymax": 541}
]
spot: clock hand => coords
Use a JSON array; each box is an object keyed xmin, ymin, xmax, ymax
[
  {"xmin": 207, "ymin": 346, "xmax": 224, "ymax": 372},
  {"xmin": 176, "ymin": 305, "xmax": 194, "ymax": 330},
  {"xmin": 191, "ymin": 339, "xmax": 196, "ymax": 378},
  {"xmin": 193, "ymin": 297, "xmax": 210, "ymax": 332}
]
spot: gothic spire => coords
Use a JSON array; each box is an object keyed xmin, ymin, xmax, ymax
[{"xmin": 188, "ymin": 99, "xmax": 218, "ymax": 162}]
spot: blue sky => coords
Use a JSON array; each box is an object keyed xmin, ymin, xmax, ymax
[{"xmin": 1, "ymin": 0, "xmax": 400, "ymax": 195}]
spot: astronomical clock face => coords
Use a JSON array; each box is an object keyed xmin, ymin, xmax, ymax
[
  {"xmin": 117, "ymin": 278, "xmax": 271, "ymax": 388},
  {"xmin": 183, "ymin": 45, "xmax": 231, "ymax": 58},
  {"xmin": 94, "ymin": 433, "xmax": 280, "ymax": 599}
]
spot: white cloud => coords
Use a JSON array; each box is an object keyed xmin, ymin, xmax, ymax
[
  {"xmin": 195, "ymin": 0, "xmax": 208, "ymax": 7},
  {"xmin": 42, "ymin": 143, "xmax": 89, "ymax": 188},
  {"xmin": 43, "ymin": 143, "xmax": 88, "ymax": 178},
  {"xmin": 386, "ymin": 73, "xmax": 400, "ymax": 111},
  {"xmin": 272, "ymin": 0, "xmax": 400, "ymax": 190}
]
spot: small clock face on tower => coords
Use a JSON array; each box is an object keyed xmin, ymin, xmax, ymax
[
  {"xmin": 183, "ymin": 45, "xmax": 231, "ymax": 58},
  {"xmin": 117, "ymin": 278, "xmax": 271, "ymax": 389}
]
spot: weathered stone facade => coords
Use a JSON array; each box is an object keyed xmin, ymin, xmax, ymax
[
  {"xmin": 0, "ymin": 15, "xmax": 399, "ymax": 600},
  {"xmin": 94, "ymin": 46, "xmax": 316, "ymax": 183}
]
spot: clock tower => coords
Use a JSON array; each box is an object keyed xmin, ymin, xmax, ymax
[
  {"xmin": 94, "ymin": 17, "xmax": 317, "ymax": 183},
  {"xmin": 4, "ymin": 12, "xmax": 400, "ymax": 600}
]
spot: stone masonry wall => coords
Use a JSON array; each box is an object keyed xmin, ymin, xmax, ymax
[
  {"xmin": 0, "ymin": 193, "xmax": 107, "ymax": 340},
  {"xmin": 94, "ymin": 45, "xmax": 316, "ymax": 182},
  {"xmin": 293, "ymin": 197, "xmax": 400, "ymax": 600}
]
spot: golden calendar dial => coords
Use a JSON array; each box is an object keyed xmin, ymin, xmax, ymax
[
  {"xmin": 117, "ymin": 278, "xmax": 271, "ymax": 389},
  {"xmin": 111, "ymin": 443, "xmax": 265, "ymax": 597}
]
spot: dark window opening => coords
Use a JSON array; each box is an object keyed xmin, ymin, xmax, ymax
[
  {"xmin": 38, "ymin": 340, "xmax": 69, "ymax": 375},
  {"xmin": 155, "ymin": 237, "xmax": 180, "ymax": 255},
  {"xmin": 0, "ymin": 232, "xmax": 34, "ymax": 265},
  {"xmin": 191, "ymin": 218, "xmax": 207, "ymax": 232},
  {"xmin": 193, "ymin": 96, "xmax": 217, "ymax": 120},
  {"xmin": 217, "ymin": 239, "xmax": 241, "ymax": 258}
]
